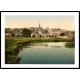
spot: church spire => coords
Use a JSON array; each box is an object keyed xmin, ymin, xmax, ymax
[{"xmin": 39, "ymin": 23, "xmax": 41, "ymax": 28}]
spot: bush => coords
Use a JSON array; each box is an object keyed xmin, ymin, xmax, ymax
[{"xmin": 65, "ymin": 42, "xmax": 74, "ymax": 48}]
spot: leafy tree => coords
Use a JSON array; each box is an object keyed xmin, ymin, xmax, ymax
[
  {"xmin": 11, "ymin": 32, "xmax": 15, "ymax": 37},
  {"xmin": 5, "ymin": 28, "xmax": 12, "ymax": 33},
  {"xmin": 60, "ymin": 33, "xmax": 64, "ymax": 36},
  {"xmin": 40, "ymin": 35, "xmax": 42, "ymax": 38},
  {"xmin": 32, "ymin": 34, "xmax": 35, "ymax": 37},
  {"xmin": 52, "ymin": 35, "xmax": 53, "ymax": 37},
  {"xmin": 21, "ymin": 28, "xmax": 31, "ymax": 37},
  {"xmin": 13, "ymin": 28, "xmax": 20, "ymax": 34},
  {"xmin": 44, "ymin": 29, "xmax": 49, "ymax": 33}
]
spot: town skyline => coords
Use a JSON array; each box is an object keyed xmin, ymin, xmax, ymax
[{"xmin": 5, "ymin": 15, "xmax": 75, "ymax": 31}]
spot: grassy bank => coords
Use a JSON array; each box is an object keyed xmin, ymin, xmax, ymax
[{"xmin": 6, "ymin": 37, "xmax": 74, "ymax": 42}]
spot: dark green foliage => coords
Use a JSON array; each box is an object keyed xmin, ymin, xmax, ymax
[
  {"xmin": 11, "ymin": 32, "xmax": 15, "ymax": 37},
  {"xmin": 65, "ymin": 42, "xmax": 74, "ymax": 48},
  {"xmin": 40, "ymin": 35, "xmax": 42, "ymax": 38},
  {"xmin": 13, "ymin": 28, "xmax": 21, "ymax": 34},
  {"xmin": 60, "ymin": 33, "xmax": 64, "ymax": 36},
  {"xmin": 21, "ymin": 28, "xmax": 31, "ymax": 37},
  {"xmin": 44, "ymin": 29, "xmax": 49, "ymax": 33},
  {"xmin": 5, "ymin": 28, "xmax": 12, "ymax": 33},
  {"xmin": 32, "ymin": 34, "xmax": 35, "ymax": 37}
]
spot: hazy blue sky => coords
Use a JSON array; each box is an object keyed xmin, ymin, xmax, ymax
[{"xmin": 5, "ymin": 15, "xmax": 75, "ymax": 30}]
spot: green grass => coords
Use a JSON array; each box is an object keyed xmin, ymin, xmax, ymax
[{"xmin": 6, "ymin": 37, "xmax": 74, "ymax": 42}]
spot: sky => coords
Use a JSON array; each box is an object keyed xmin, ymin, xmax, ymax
[{"xmin": 5, "ymin": 15, "xmax": 75, "ymax": 30}]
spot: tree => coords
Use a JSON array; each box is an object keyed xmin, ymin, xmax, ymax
[
  {"xmin": 32, "ymin": 34, "xmax": 35, "ymax": 37},
  {"xmin": 13, "ymin": 28, "xmax": 20, "ymax": 34},
  {"xmin": 21, "ymin": 28, "xmax": 31, "ymax": 37},
  {"xmin": 49, "ymin": 35, "xmax": 51, "ymax": 37},
  {"xmin": 40, "ymin": 35, "xmax": 42, "ymax": 38},
  {"xmin": 52, "ymin": 35, "xmax": 53, "ymax": 37},
  {"xmin": 44, "ymin": 29, "xmax": 49, "ymax": 33},
  {"xmin": 60, "ymin": 33, "xmax": 64, "ymax": 36},
  {"xmin": 5, "ymin": 28, "xmax": 12, "ymax": 33},
  {"xmin": 11, "ymin": 32, "xmax": 15, "ymax": 37}
]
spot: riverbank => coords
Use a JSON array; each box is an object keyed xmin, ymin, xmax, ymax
[{"xmin": 6, "ymin": 37, "xmax": 74, "ymax": 42}]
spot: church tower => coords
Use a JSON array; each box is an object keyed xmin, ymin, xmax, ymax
[{"xmin": 39, "ymin": 23, "xmax": 41, "ymax": 28}]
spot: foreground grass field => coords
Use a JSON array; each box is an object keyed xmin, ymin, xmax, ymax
[{"xmin": 5, "ymin": 37, "xmax": 74, "ymax": 64}]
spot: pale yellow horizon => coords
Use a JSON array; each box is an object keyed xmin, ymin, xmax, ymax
[{"xmin": 5, "ymin": 15, "xmax": 75, "ymax": 31}]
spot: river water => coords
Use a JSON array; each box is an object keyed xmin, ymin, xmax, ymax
[{"xmin": 18, "ymin": 42, "xmax": 74, "ymax": 64}]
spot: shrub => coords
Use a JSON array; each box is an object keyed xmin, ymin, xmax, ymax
[{"xmin": 65, "ymin": 42, "xmax": 74, "ymax": 48}]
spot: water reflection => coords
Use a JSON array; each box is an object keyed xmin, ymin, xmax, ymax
[
  {"xmin": 19, "ymin": 42, "xmax": 74, "ymax": 64},
  {"xmin": 29, "ymin": 42, "xmax": 66, "ymax": 48}
]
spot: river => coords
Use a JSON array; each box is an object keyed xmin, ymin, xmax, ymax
[{"xmin": 18, "ymin": 42, "xmax": 74, "ymax": 64}]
